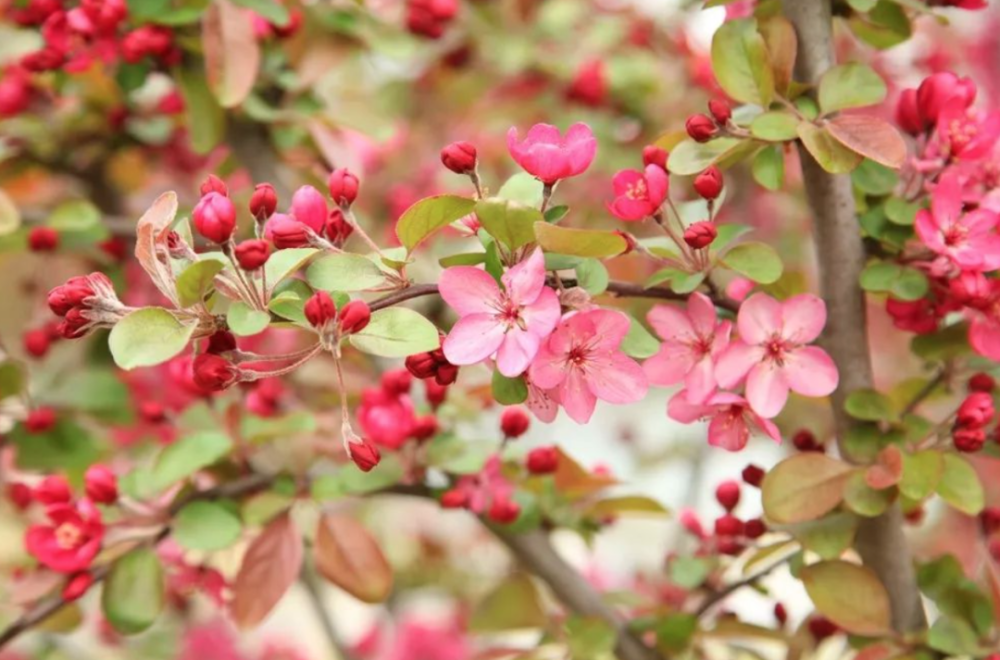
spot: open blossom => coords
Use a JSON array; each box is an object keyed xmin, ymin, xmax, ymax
[
  {"xmin": 26, "ymin": 499, "xmax": 104, "ymax": 573},
  {"xmin": 529, "ymin": 309, "xmax": 648, "ymax": 424},
  {"xmin": 937, "ymin": 99, "xmax": 1000, "ymax": 161},
  {"xmin": 440, "ymin": 248, "xmax": 560, "ymax": 377},
  {"xmin": 507, "ymin": 123, "xmax": 597, "ymax": 184},
  {"xmin": 915, "ymin": 172, "xmax": 1000, "ymax": 271},
  {"xmin": 643, "ymin": 292, "xmax": 731, "ymax": 404},
  {"xmin": 607, "ymin": 164, "xmax": 669, "ymax": 221},
  {"xmin": 667, "ymin": 390, "xmax": 780, "ymax": 451},
  {"xmin": 715, "ymin": 293, "xmax": 838, "ymax": 419}
]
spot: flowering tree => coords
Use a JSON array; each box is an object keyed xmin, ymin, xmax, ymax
[{"xmin": 2, "ymin": 0, "xmax": 1000, "ymax": 658}]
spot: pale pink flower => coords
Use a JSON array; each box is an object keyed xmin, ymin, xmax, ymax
[
  {"xmin": 915, "ymin": 172, "xmax": 1000, "ymax": 271},
  {"xmin": 667, "ymin": 390, "xmax": 780, "ymax": 452},
  {"xmin": 440, "ymin": 249, "xmax": 560, "ymax": 377},
  {"xmin": 607, "ymin": 164, "xmax": 669, "ymax": 221},
  {"xmin": 529, "ymin": 309, "xmax": 648, "ymax": 424},
  {"xmin": 715, "ymin": 293, "xmax": 838, "ymax": 419},
  {"xmin": 643, "ymin": 293, "xmax": 731, "ymax": 404},
  {"xmin": 507, "ymin": 123, "xmax": 597, "ymax": 184}
]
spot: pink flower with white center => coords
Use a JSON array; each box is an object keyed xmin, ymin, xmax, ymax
[
  {"xmin": 529, "ymin": 309, "xmax": 648, "ymax": 424},
  {"xmin": 715, "ymin": 293, "xmax": 838, "ymax": 419},
  {"xmin": 440, "ymin": 248, "xmax": 560, "ymax": 377},
  {"xmin": 643, "ymin": 292, "xmax": 731, "ymax": 404},
  {"xmin": 607, "ymin": 164, "xmax": 669, "ymax": 221},
  {"xmin": 915, "ymin": 172, "xmax": 1000, "ymax": 271},
  {"xmin": 937, "ymin": 99, "xmax": 1000, "ymax": 161},
  {"xmin": 507, "ymin": 123, "xmax": 597, "ymax": 185},
  {"xmin": 667, "ymin": 390, "xmax": 780, "ymax": 452}
]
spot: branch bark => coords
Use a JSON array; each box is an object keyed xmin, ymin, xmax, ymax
[{"xmin": 780, "ymin": 0, "xmax": 926, "ymax": 633}]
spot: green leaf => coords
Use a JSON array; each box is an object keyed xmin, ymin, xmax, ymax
[
  {"xmin": 783, "ymin": 512, "xmax": 858, "ymax": 560},
  {"xmin": 937, "ymin": 454, "xmax": 984, "ymax": 516},
  {"xmin": 852, "ymin": 159, "xmax": 898, "ymax": 196},
  {"xmin": 720, "ymin": 241, "xmax": 783, "ymax": 284},
  {"xmin": 667, "ymin": 137, "xmax": 746, "ymax": 176},
  {"xmin": 470, "ymin": 574, "xmax": 547, "ymax": 632},
  {"xmin": 109, "ymin": 308, "xmax": 198, "ymax": 370},
  {"xmin": 306, "ymin": 253, "xmax": 388, "ymax": 291},
  {"xmin": 40, "ymin": 370, "xmax": 131, "ymax": 420},
  {"xmin": 0, "ymin": 189, "xmax": 21, "ymax": 236},
  {"xmin": 843, "ymin": 471, "xmax": 892, "ymax": 517},
  {"xmin": 669, "ymin": 557, "xmax": 713, "ymax": 589},
  {"xmin": 475, "ymin": 198, "xmax": 539, "ymax": 250},
  {"xmin": 752, "ymin": 145, "xmax": 784, "ymax": 191},
  {"xmin": 849, "ymin": 1, "xmax": 911, "ymax": 50},
  {"xmin": 912, "ymin": 323, "xmax": 971, "ymax": 362},
  {"xmin": 492, "ymin": 371, "xmax": 528, "ymax": 405},
  {"xmin": 750, "ymin": 112, "xmax": 799, "ymax": 141},
  {"xmin": 395, "ymin": 195, "xmax": 477, "ymax": 251},
  {"xmin": 656, "ymin": 614, "xmax": 698, "ymax": 653},
  {"xmin": 711, "ymin": 19, "xmax": 774, "ymax": 107},
  {"xmin": 10, "ymin": 419, "xmax": 98, "ymax": 475},
  {"xmin": 497, "ymin": 172, "xmax": 544, "ymax": 206},
  {"xmin": 899, "ymin": 450, "xmax": 944, "ymax": 500},
  {"xmin": 621, "ymin": 315, "xmax": 660, "ymax": 359},
  {"xmin": 151, "ymin": 430, "xmax": 232, "ymax": 492},
  {"xmin": 644, "ymin": 268, "xmax": 705, "ymax": 294},
  {"xmin": 800, "ymin": 560, "xmax": 891, "ymax": 636},
  {"xmin": 533, "ymin": 223, "xmax": 627, "ymax": 258},
  {"xmin": 176, "ymin": 260, "xmax": 225, "ymax": 308},
  {"xmin": 230, "ymin": 0, "xmax": 289, "ymax": 25},
  {"xmin": 818, "ymin": 63, "xmax": 887, "ymax": 115},
  {"xmin": 544, "ymin": 205, "xmax": 569, "ymax": 223},
  {"xmin": 885, "ymin": 197, "xmax": 920, "ymax": 226},
  {"xmin": 711, "ymin": 224, "xmax": 753, "ymax": 252},
  {"xmin": 928, "ymin": 617, "xmax": 985, "ymax": 655},
  {"xmin": 175, "ymin": 66, "xmax": 225, "ymax": 155},
  {"xmin": 859, "ymin": 261, "xmax": 928, "ymax": 301},
  {"xmin": 762, "ymin": 453, "xmax": 853, "ymax": 524},
  {"xmin": 797, "ymin": 122, "xmax": 863, "ymax": 174},
  {"xmin": 575, "ymin": 259, "xmax": 609, "ymax": 295},
  {"xmin": 844, "ymin": 388, "xmax": 896, "ymax": 422},
  {"xmin": 228, "ymin": 300, "xmax": 270, "ymax": 336},
  {"xmin": 349, "ymin": 307, "xmax": 440, "ymax": 357},
  {"xmin": 48, "ymin": 200, "xmax": 102, "ymax": 234},
  {"xmin": 439, "ymin": 252, "xmax": 486, "ymax": 268},
  {"xmin": 102, "ymin": 548, "xmax": 165, "ymax": 635},
  {"xmin": 566, "ymin": 617, "xmax": 616, "ymax": 660},
  {"xmin": 265, "ymin": 247, "xmax": 319, "ymax": 293},
  {"xmin": 173, "ymin": 501, "xmax": 243, "ymax": 551}
]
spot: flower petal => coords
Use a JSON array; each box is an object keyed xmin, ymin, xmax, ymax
[
  {"xmin": 587, "ymin": 309, "xmax": 631, "ymax": 352},
  {"xmin": 586, "ymin": 351, "xmax": 648, "ymax": 404},
  {"xmin": 442, "ymin": 314, "xmax": 505, "ymax": 366},
  {"xmin": 642, "ymin": 343, "xmax": 697, "ymax": 386},
  {"xmin": 737, "ymin": 293, "xmax": 782, "ymax": 344},
  {"xmin": 496, "ymin": 328, "xmax": 541, "ymax": 377},
  {"xmin": 503, "ymin": 248, "xmax": 546, "ymax": 306},
  {"xmin": 745, "ymin": 362, "xmax": 789, "ymax": 419},
  {"xmin": 647, "ymin": 303, "xmax": 694, "ymax": 342},
  {"xmin": 782, "ymin": 346, "xmax": 838, "ymax": 397},
  {"xmin": 780, "ymin": 294, "xmax": 827, "ymax": 344},
  {"xmin": 707, "ymin": 411, "xmax": 750, "ymax": 451},
  {"xmin": 439, "ymin": 267, "xmax": 501, "ymax": 316},
  {"xmin": 714, "ymin": 341, "xmax": 764, "ymax": 388},
  {"xmin": 687, "ymin": 292, "xmax": 717, "ymax": 338},
  {"xmin": 684, "ymin": 356, "xmax": 717, "ymax": 404},
  {"xmin": 559, "ymin": 368, "xmax": 597, "ymax": 423},
  {"xmin": 667, "ymin": 390, "xmax": 714, "ymax": 423}
]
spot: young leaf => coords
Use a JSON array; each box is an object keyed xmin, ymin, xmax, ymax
[
  {"xmin": 314, "ymin": 513, "xmax": 393, "ymax": 603},
  {"xmin": 818, "ymin": 63, "xmax": 887, "ymax": 115},
  {"xmin": 800, "ymin": 560, "xmax": 891, "ymax": 636},
  {"xmin": 797, "ymin": 122, "xmax": 863, "ymax": 174},
  {"xmin": 176, "ymin": 66, "xmax": 225, "ymax": 155},
  {"xmin": 844, "ymin": 388, "xmax": 896, "ymax": 422},
  {"xmin": 470, "ymin": 573, "xmax": 547, "ymax": 632},
  {"xmin": 176, "ymin": 260, "xmax": 226, "ymax": 308},
  {"xmin": 574, "ymin": 259, "xmax": 609, "ymax": 295},
  {"xmin": 151, "ymin": 430, "xmax": 232, "ymax": 491},
  {"xmin": 173, "ymin": 501, "xmax": 243, "ymax": 551},
  {"xmin": 492, "ymin": 371, "xmax": 528, "ymax": 405},
  {"xmin": 230, "ymin": 513, "xmax": 303, "ymax": 628},
  {"xmin": 109, "ymin": 308, "xmax": 198, "ymax": 370},
  {"xmin": 533, "ymin": 223, "xmax": 627, "ymax": 258},
  {"xmin": 621, "ymin": 315, "xmax": 660, "ymax": 359},
  {"xmin": 102, "ymin": 548, "xmax": 165, "ymax": 635},
  {"xmin": 203, "ymin": 0, "xmax": 260, "ymax": 108},
  {"xmin": 843, "ymin": 470, "xmax": 892, "ymax": 517},
  {"xmin": 265, "ymin": 247, "xmax": 319, "ymax": 294},
  {"xmin": 826, "ymin": 115, "xmax": 907, "ymax": 169},
  {"xmin": 720, "ymin": 242, "xmax": 783, "ymax": 284},
  {"xmin": 349, "ymin": 308, "xmax": 440, "ymax": 357},
  {"xmin": 758, "ymin": 16, "xmax": 797, "ymax": 96},
  {"xmin": 937, "ymin": 454, "xmax": 985, "ymax": 515},
  {"xmin": 752, "ymin": 145, "xmax": 784, "ymax": 191},
  {"xmin": 711, "ymin": 19, "xmax": 774, "ymax": 107},
  {"xmin": 306, "ymin": 253, "xmax": 388, "ymax": 291},
  {"xmin": 395, "ymin": 195, "xmax": 477, "ymax": 251},
  {"xmin": 134, "ymin": 192, "xmax": 181, "ymax": 306},
  {"xmin": 475, "ymin": 198, "xmax": 539, "ymax": 250},
  {"xmin": 750, "ymin": 112, "xmax": 799, "ymax": 142},
  {"xmin": 899, "ymin": 450, "xmax": 944, "ymax": 500},
  {"xmin": 762, "ymin": 453, "xmax": 853, "ymax": 524},
  {"xmin": 228, "ymin": 301, "xmax": 271, "ymax": 336},
  {"xmin": 667, "ymin": 138, "xmax": 746, "ymax": 176}
]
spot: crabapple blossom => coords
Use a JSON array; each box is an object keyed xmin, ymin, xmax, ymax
[
  {"xmin": 506, "ymin": 123, "xmax": 597, "ymax": 185},
  {"xmin": 26, "ymin": 499, "xmax": 104, "ymax": 573},
  {"xmin": 667, "ymin": 390, "xmax": 781, "ymax": 451},
  {"xmin": 915, "ymin": 173, "xmax": 1000, "ymax": 271},
  {"xmin": 607, "ymin": 164, "xmax": 669, "ymax": 221}
]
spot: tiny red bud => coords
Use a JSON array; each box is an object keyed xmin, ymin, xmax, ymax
[
  {"xmin": 28, "ymin": 226, "xmax": 59, "ymax": 252},
  {"xmin": 685, "ymin": 114, "xmax": 717, "ymax": 142},
  {"xmin": 487, "ymin": 497, "xmax": 521, "ymax": 524},
  {"xmin": 693, "ymin": 166, "xmax": 723, "ymax": 200},
  {"xmin": 250, "ymin": 183, "xmax": 278, "ymax": 220},
  {"xmin": 405, "ymin": 352, "xmax": 438, "ymax": 380},
  {"xmin": 347, "ymin": 436, "xmax": 381, "ymax": 472},
  {"xmin": 325, "ymin": 209, "xmax": 354, "ymax": 244},
  {"xmin": 980, "ymin": 506, "xmax": 1000, "ymax": 535},
  {"xmin": 440, "ymin": 141, "xmax": 478, "ymax": 174},
  {"xmin": 192, "ymin": 354, "xmax": 239, "ymax": 392},
  {"xmin": 808, "ymin": 616, "xmax": 839, "ymax": 642},
  {"xmin": 199, "ymin": 174, "xmax": 228, "ymax": 197},
  {"xmin": 193, "ymin": 192, "xmax": 237, "ymax": 244},
  {"xmin": 683, "ymin": 221, "xmax": 717, "ymax": 249},
  {"xmin": 714, "ymin": 513, "xmax": 744, "ymax": 537},
  {"xmin": 61, "ymin": 572, "xmax": 93, "ymax": 602},
  {"xmin": 304, "ymin": 291, "xmax": 337, "ymax": 329},
  {"xmin": 206, "ymin": 330, "xmax": 237, "ymax": 355},
  {"xmin": 411, "ymin": 415, "xmax": 438, "ymax": 441},
  {"xmin": 139, "ymin": 401, "xmax": 167, "ymax": 424},
  {"xmin": 267, "ymin": 215, "xmax": 312, "ymax": 249},
  {"xmin": 680, "ymin": 508, "xmax": 706, "ymax": 539},
  {"xmin": 774, "ymin": 603, "xmax": 788, "ymax": 626},
  {"xmin": 47, "ymin": 277, "xmax": 94, "ymax": 317},
  {"xmin": 716, "ymin": 537, "xmax": 744, "ymax": 556},
  {"xmin": 957, "ymin": 392, "xmax": 994, "ymax": 428},
  {"xmin": 84, "ymin": 465, "xmax": 118, "ymax": 504},
  {"xmin": 642, "ymin": 145, "xmax": 669, "ymax": 169},
  {"xmin": 23, "ymin": 328, "xmax": 51, "ymax": 358},
  {"xmin": 234, "ymin": 239, "xmax": 271, "ymax": 270},
  {"xmin": 526, "ymin": 446, "xmax": 559, "ymax": 475},
  {"xmin": 792, "ymin": 429, "xmax": 820, "ymax": 452},
  {"xmin": 744, "ymin": 518, "xmax": 766, "ymax": 539},
  {"xmin": 35, "ymin": 475, "xmax": 72, "ymax": 504},
  {"xmin": 7, "ymin": 483, "xmax": 32, "ymax": 510},
  {"xmin": 381, "ymin": 369, "xmax": 413, "ymax": 395},
  {"xmin": 425, "ymin": 378, "xmax": 448, "ymax": 407},
  {"xmin": 715, "ymin": 480, "xmax": 741, "ymax": 511},
  {"xmin": 435, "ymin": 363, "xmax": 459, "ymax": 386},
  {"xmin": 440, "ymin": 488, "xmax": 468, "ymax": 508},
  {"xmin": 708, "ymin": 98, "xmax": 732, "ymax": 125},
  {"xmin": 25, "ymin": 407, "xmax": 56, "ymax": 433},
  {"xmin": 327, "ymin": 168, "xmax": 360, "ymax": 206},
  {"xmin": 954, "ymin": 426, "xmax": 986, "ymax": 452},
  {"xmin": 500, "ymin": 406, "xmax": 530, "ymax": 439},
  {"xmin": 969, "ymin": 372, "xmax": 996, "ymax": 393},
  {"xmin": 741, "ymin": 464, "xmax": 765, "ymax": 488},
  {"xmin": 338, "ymin": 300, "xmax": 371, "ymax": 335}
]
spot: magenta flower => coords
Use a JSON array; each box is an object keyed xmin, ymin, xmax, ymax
[
  {"xmin": 715, "ymin": 293, "xmax": 838, "ymax": 419},
  {"xmin": 529, "ymin": 309, "xmax": 648, "ymax": 424},
  {"xmin": 643, "ymin": 292, "xmax": 731, "ymax": 404},
  {"xmin": 667, "ymin": 390, "xmax": 780, "ymax": 452},
  {"xmin": 607, "ymin": 164, "xmax": 669, "ymax": 221},
  {"xmin": 915, "ymin": 172, "xmax": 1000, "ymax": 271},
  {"xmin": 937, "ymin": 99, "xmax": 1000, "ymax": 161},
  {"xmin": 440, "ymin": 248, "xmax": 560, "ymax": 377},
  {"xmin": 507, "ymin": 123, "xmax": 597, "ymax": 185}
]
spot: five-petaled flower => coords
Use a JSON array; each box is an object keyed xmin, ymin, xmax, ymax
[
  {"xmin": 607, "ymin": 164, "xmax": 669, "ymax": 221},
  {"xmin": 668, "ymin": 391, "xmax": 780, "ymax": 452},
  {"xmin": 507, "ymin": 123, "xmax": 597, "ymax": 185},
  {"xmin": 26, "ymin": 499, "xmax": 104, "ymax": 574},
  {"xmin": 915, "ymin": 172, "xmax": 1000, "ymax": 272}
]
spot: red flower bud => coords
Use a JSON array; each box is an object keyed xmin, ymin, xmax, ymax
[
  {"xmin": 58, "ymin": 309, "xmax": 90, "ymax": 339},
  {"xmin": 957, "ymin": 392, "xmax": 994, "ymax": 428},
  {"xmin": 381, "ymin": 369, "xmax": 412, "ymax": 395},
  {"xmin": 970, "ymin": 372, "xmax": 995, "ymax": 393},
  {"xmin": 715, "ymin": 480, "xmax": 740, "ymax": 511},
  {"xmin": 47, "ymin": 277, "xmax": 94, "ymax": 317},
  {"xmin": 693, "ymin": 166, "xmax": 723, "ymax": 200},
  {"xmin": 980, "ymin": 506, "xmax": 1000, "ymax": 535},
  {"xmin": 84, "ymin": 465, "xmax": 118, "ymax": 504},
  {"xmin": 325, "ymin": 209, "xmax": 354, "ymax": 244},
  {"xmin": 500, "ymin": 406, "xmax": 530, "ymax": 439},
  {"xmin": 708, "ymin": 98, "xmax": 732, "ymax": 125},
  {"xmin": 23, "ymin": 328, "xmax": 51, "ymax": 358},
  {"xmin": 953, "ymin": 426, "xmax": 985, "ymax": 452},
  {"xmin": 441, "ymin": 141, "xmax": 477, "ymax": 174},
  {"xmin": 714, "ymin": 513, "xmax": 744, "ymax": 537},
  {"xmin": 327, "ymin": 168, "xmax": 359, "ymax": 206},
  {"xmin": 347, "ymin": 436, "xmax": 381, "ymax": 472},
  {"xmin": 206, "ymin": 330, "xmax": 237, "ymax": 355},
  {"xmin": 99, "ymin": 236, "xmax": 128, "ymax": 262},
  {"xmin": 267, "ymin": 215, "xmax": 312, "ymax": 249},
  {"xmin": 61, "ymin": 572, "xmax": 93, "ymax": 602},
  {"xmin": 250, "ymin": 183, "xmax": 278, "ymax": 220},
  {"xmin": 425, "ymin": 378, "xmax": 448, "ymax": 407},
  {"xmin": 35, "ymin": 475, "xmax": 72, "ymax": 504},
  {"xmin": 642, "ymin": 145, "xmax": 668, "ymax": 170},
  {"xmin": 685, "ymin": 114, "xmax": 717, "ymax": 142},
  {"xmin": 234, "ymin": 239, "xmax": 271, "ymax": 270},
  {"xmin": 435, "ymin": 363, "xmax": 458, "ymax": 386},
  {"xmin": 405, "ymin": 352, "xmax": 438, "ymax": 379},
  {"xmin": 566, "ymin": 59, "xmax": 607, "ymax": 108},
  {"xmin": 526, "ymin": 446, "xmax": 559, "ymax": 475},
  {"xmin": 199, "ymin": 174, "xmax": 228, "ymax": 197},
  {"xmin": 741, "ymin": 464, "xmax": 765, "ymax": 488},
  {"xmin": 917, "ymin": 71, "xmax": 976, "ymax": 127},
  {"xmin": 193, "ymin": 192, "xmax": 237, "ymax": 244},
  {"xmin": 7, "ymin": 483, "xmax": 32, "ymax": 510},
  {"xmin": 744, "ymin": 518, "xmax": 766, "ymax": 539},
  {"xmin": 716, "ymin": 536, "xmax": 744, "ymax": 556},
  {"xmin": 412, "ymin": 415, "xmax": 438, "ymax": 441},
  {"xmin": 683, "ymin": 221, "xmax": 717, "ymax": 250},
  {"xmin": 192, "ymin": 354, "xmax": 239, "ymax": 392},
  {"xmin": 774, "ymin": 603, "xmax": 788, "ymax": 626},
  {"xmin": 487, "ymin": 497, "xmax": 520, "ymax": 524},
  {"xmin": 139, "ymin": 401, "xmax": 167, "ymax": 424},
  {"xmin": 304, "ymin": 291, "xmax": 337, "ymax": 329},
  {"xmin": 440, "ymin": 488, "xmax": 468, "ymax": 508},
  {"xmin": 895, "ymin": 88, "xmax": 923, "ymax": 135},
  {"xmin": 807, "ymin": 616, "xmax": 839, "ymax": 642},
  {"xmin": 338, "ymin": 300, "xmax": 371, "ymax": 335},
  {"xmin": 792, "ymin": 429, "xmax": 820, "ymax": 452},
  {"xmin": 989, "ymin": 537, "xmax": 1000, "ymax": 564},
  {"xmin": 28, "ymin": 226, "xmax": 59, "ymax": 252},
  {"xmin": 25, "ymin": 407, "xmax": 56, "ymax": 433}
]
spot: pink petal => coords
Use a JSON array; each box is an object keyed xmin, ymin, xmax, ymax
[
  {"xmin": 645, "ymin": 164, "xmax": 669, "ymax": 206},
  {"xmin": 970, "ymin": 316, "xmax": 1000, "ymax": 360},
  {"xmin": 587, "ymin": 309, "xmax": 631, "ymax": 352},
  {"xmin": 521, "ymin": 287, "xmax": 561, "ymax": 337},
  {"xmin": 503, "ymin": 248, "xmax": 546, "ymax": 305},
  {"xmin": 745, "ymin": 363, "xmax": 789, "ymax": 419},
  {"xmin": 439, "ymin": 266, "xmax": 501, "ymax": 316},
  {"xmin": 526, "ymin": 383, "xmax": 560, "ymax": 423},
  {"xmin": 611, "ymin": 169, "xmax": 644, "ymax": 197},
  {"xmin": 684, "ymin": 356, "xmax": 717, "ymax": 404},
  {"xmin": 782, "ymin": 346, "xmax": 838, "ymax": 397},
  {"xmin": 608, "ymin": 198, "xmax": 652, "ymax": 221},
  {"xmin": 290, "ymin": 185, "xmax": 328, "ymax": 233},
  {"xmin": 780, "ymin": 294, "xmax": 826, "ymax": 344},
  {"xmin": 496, "ymin": 328, "xmax": 541, "ymax": 377},
  {"xmin": 528, "ymin": 343, "xmax": 567, "ymax": 389},
  {"xmin": 643, "ymin": 342, "xmax": 697, "ymax": 386},
  {"xmin": 931, "ymin": 170, "xmax": 963, "ymax": 223},
  {"xmin": 559, "ymin": 368, "xmax": 597, "ymax": 424},
  {"xmin": 586, "ymin": 352, "xmax": 648, "ymax": 404},
  {"xmin": 707, "ymin": 411, "xmax": 750, "ymax": 451},
  {"xmin": 648, "ymin": 303, "xmax": 694, "ymax": 341},
  {"xmin": 667, "ymin": 390, "xmax": 714, "ymax": 423},
  {"xmin": 737, "ymin": 293, "xmax": 782, "ymax": 344},
  {"xmin": 442, "ymin": 314, "xmax": 505, "ymax": 366},
  {"xmin": 710, "ymin": 320, "xmax": 732, "ymax": 357},
  {"xmin": 714, "ymin": 341, "xmax": 765, "ymax": 388},
  {"xmin": 915, "ymin": 209, "xmax": 945, "ymax": 253},
  {"xmin": 687, "ymin": 292, "xmax": 717, "ymax": 338},
  {"xmin": 525, "ymin": 123, "xmax": 562, "ymax": 144}
]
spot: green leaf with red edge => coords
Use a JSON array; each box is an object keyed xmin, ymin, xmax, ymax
[
  {"xmin": 865, "ymin": 445, "xmax": 903, "ymax": 489},
  {"xmin": 818, "ymin": 63, "xmax": 887, "ymax": 115},
  {"xmin": 230, "ymin": 512, "xmax": 303, "ymax": 628},
  {"xmin": 711, "ymin": 18, "xmax": 774, "ymax": 107},
  {"xmin": 937, "ymin": 453, "xmax": 985, "ymax": 515},
  {"xmin": 395, "ymin": 195, "xmax": 477, "ymax": 251},
  {"xmin": 762, "ymin": 453, "xmax": 853, "ymax": 524},
  {"xmin": 102, "ymin": 548, "xmax": 165, "ymax": 635},
  {"xmin": 314, "ymin": 512, "xmax": 393, "ymax": 603},
  {"xmin": 800, "ymin": 560, "xmax": 892, "ymax": 636},
  {"xmin": 551, "ymin": 446, "xmax": 617, "ymax": 498},
  {"xmin": 533, "ymin": 222, "xmax": 627, "ymax": 258},
  {"xmin": 843, "ymin": 470, "xmax": 892, "ymax": 517},
  {"xmin": 203, "ymin": 0, "xmax": 260, "ymax": 108},
  {"xmin": 826, "ymin": 114, "xmax": 907, "ymax": 169},
  {"xmin": 797, "ymin": 122, "xmax": 863, "ymax": 174}
]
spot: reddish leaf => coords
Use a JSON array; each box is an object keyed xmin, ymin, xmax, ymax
[
  {"xmin": 758, "ymin": 16, "xmax": 797, "ymax": 96},
  {"xmin": 865, "ymin": 445, "xmax": 903, "ymax": 490},
  {"xmin": 825, "ymin": 114, "xmax": 907, "ymax": 169},
  {"xmin": 230, "ymin": 512, "xmax": 303, "ymax": 628},
  {"xmin": 985, "ymin": 553, "xmax": 1000, "ymax": 626},
  {"xmin": 203, "ymin": 0, "xmax": 261, "ymax": 108},
  {"xmin": 314, "ymin": 512, "xmax": 393, "ymax": 603},
  {"xmin": 552, "ymin": 446, "xmax": 617, "ymax": 498},
  {"xmin": 135, "ymin": 192, "xmax": 180, "ymax": 306}
]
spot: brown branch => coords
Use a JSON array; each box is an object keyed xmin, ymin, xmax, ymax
[{"xmin": 780, "ymin": 0, "xmax": 926, "ymax": 633}]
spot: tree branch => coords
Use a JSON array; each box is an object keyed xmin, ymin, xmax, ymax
[{"xmin": 780, "ymin": 0, "xmax": 926, "ymax": 633}]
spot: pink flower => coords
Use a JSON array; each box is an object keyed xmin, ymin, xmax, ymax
[
  {"xmin": 529, "ymin": 309, "xmax": 648, "ymax": 423},
  {"xmin": 25, "ymin": 499, "xmax": 104, "ymax": 574},
  {"xmin": 915, "ymin": 172, "xmax": 1000, "ymax": 271},
  {"xmin": 607, "ymin": 164, "xmax": 669, "ymax": 221},
  {"xmin": 440, "ymin": 249, "xmax": 560, "ymax": 377},
  {"xmin": 643, "ymin": 292, "xmax": 731, "ymax": 404},
  {"xmin": 715, "ymin": 293, "xmax": 838, "ymax": 418},
  {"xmin": 937, "ymin": 99, "xmax": 1000, "ymax": 161},
  {"xmin": 507, "ymin": 123, "xmax": 597, "ymax": 185},
  {"xmin": 667, "ymin": 391, "xmax": 780, "ymax": 451}
]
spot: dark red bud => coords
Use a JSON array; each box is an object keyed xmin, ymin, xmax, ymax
[
  {"xmin": 693, "ymin": 166, "xmax": 723, "ymax": 200},
  {"xmin": 234, "ymin": 239, "xmax": 271, "ymax": 270},
  {"xmin": 28, "ymin": 227, "xmax": 59, "ymax": 252},
  {"xmin": 501, "ymin": 407, "xmax": 531, "ymax": 439},
  {"xmin": 685, "ymin": 114, "xmax": 717, "ymax": 143},
  {"xmin": 715, "ymin": 480, "xmax": 741, "ymax": 511},
  {"xmin": 526, "ymin": 446, "xmax": 559, "ymax": 475},
  {"xmin": 304, "ymin": 291, "xmax": 337, "ymax": 329},
  {"xmin": 440, "ymin": 141, "xmax": 478, "ymax": 174},
  {"xmin": 250, "ymin": 183, "xmax": 278, "ymax": 220},
  {"xmin": 327, "ymin": 168, "xmax": 360, "ymax": 206},
  {"xmin": 708, "ymin": 98, "xmax": 732, "ymax": 125},
  {"xmin": 338, "ymin": 300, "xmax": 371, "ymax": 335}
]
